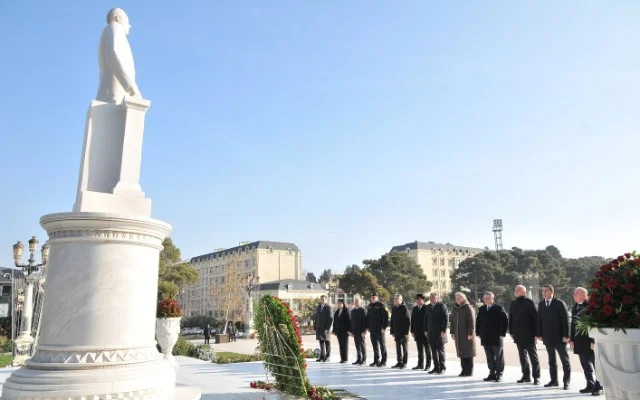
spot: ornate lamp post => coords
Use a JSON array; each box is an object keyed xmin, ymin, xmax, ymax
[
  {"xmin": 245, "ymin": 273, "xmax": 260, "ymax": 336},
  {"xmin": 12, "ymin": 236, "xmax": 49, "ymax": 365}
]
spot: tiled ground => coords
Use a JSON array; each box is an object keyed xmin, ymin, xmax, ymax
[{"xmin": 0, "ymin": 356, "xmax": 594, "ymax": 400}]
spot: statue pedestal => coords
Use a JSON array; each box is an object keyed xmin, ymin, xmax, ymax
[{"xmin": 1, "ymin": 97, "xmax": 200, "ymax": 400}]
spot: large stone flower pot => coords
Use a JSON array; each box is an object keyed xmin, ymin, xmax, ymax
[
  {"xmin": 156, "ymin": 317, "xmax": 181, "ymax": 366},
  {"xmin": 590, "ymin": 328, "xmax": 640, "ymax": 400}
]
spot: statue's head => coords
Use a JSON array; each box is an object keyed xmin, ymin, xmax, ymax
[{"xmin": 106, "ymin": 8, "xmax": 131, "ymax": 35}]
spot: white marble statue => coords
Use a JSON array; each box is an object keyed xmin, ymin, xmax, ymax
[{"xmin": 96, "ymin": 8, "xmax": 141, "ymax": 104}]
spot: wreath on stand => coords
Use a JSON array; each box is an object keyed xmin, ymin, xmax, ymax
[{"xmin": 252, "ymin": 295, "xmax": 336, "ymax": 400}]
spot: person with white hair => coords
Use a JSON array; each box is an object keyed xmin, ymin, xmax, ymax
[
  {"xmin": 570, "ymin": 287, "xmax": 603, "ymax": 396},
  {"xmin": 450, "ymin": 292, "xmax": 476, "ymax": 377},
  {"xmin": 390, "ymin": 294, "xmax": 411, "ymax": 369},
  {"xmin": 509, "ymin": 285, "xmax": 540, "ymax": 385},
  {"xmin": 476, "ymin": 291, "xmax": 508, "ymax": 382}
]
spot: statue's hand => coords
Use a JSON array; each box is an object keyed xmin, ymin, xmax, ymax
[{"xmin": 126, "ymin": 84, "xmax": 141, "ymax": 98}]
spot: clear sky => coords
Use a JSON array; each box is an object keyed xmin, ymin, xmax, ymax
[{"xmin": 1, "ymin": 1, "xmax": 639, "ymax": 275}]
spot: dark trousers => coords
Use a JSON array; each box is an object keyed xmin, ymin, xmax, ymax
[
  {"xmin": 429, "ymin": 336, "xmax": 446, "ymax": 370},
  {"xmin": 354, "ymin": 334, "xmax": 367, "ymax": 362},
  {"xmin": 484, "ymin": 344, "xmax": 505, "ymax": 374},
  {"xmin": 460, "ymin": 357, "xmax": 474, "ymax": 375},
  {"xmin": 370, "ymin": 332, "xmax": 387, "ymax": 363},
  {"xmin": 516, "ymin": 342, "xmax": 540, "ymax": 379},
  {"xmin": 415, "ymin": 337, "xmax": 431, "ymax": 368},
  {"xmin": 546, "ymin": 343, "xmax": 571, "ymax": 383},
  {"xmin": 319, "ymin": 339, "xmax": 331, "ymax": 359},
  {"xmin": 337, "ymin": 334, "xmax": 349, "ymax": 362},
  {"xmin": 579, "ymin": 353, "xmax": 601, "ymax": 389},
  {"xmin": 395, "ymin": 337, "xmax": 408, "ymax": 365},
  {"xmin": 204, "ymin": 336, "xmax": 210, "ymax": 345}
]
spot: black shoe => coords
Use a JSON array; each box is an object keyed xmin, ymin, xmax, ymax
[
  {"xmin": 592, "ymin": 388, "xmax": 603, "ymax": 396},
  {"xmin": 563, "ymin": 382, "xmax": 570, "ymax": 390},
  {"xmin": 380, "ymin": 362, "xmax": 387, "ymax": 367},
  {"xmin": 580, "ymin": 387, "xmax": 595, "ymax": 394},
  {"xmin": 352, "ymin": 360, "xmax": 361, "ymax": 365},
  {"xmin": 400, "ymin": 364, "xmax": 406, "ymax": 369},
  {"xmin": 458, "ymin": 372, "xmax": 468, "ymax": 377},
  {"xmin": 339, "ymin": 360, "xmax": 348, "ymax": 364},
  {"xmin": 361, "ymin": 360, "xmax": 366, "ymax": 365},
  {"xmin": 412, "ymin": 365, "xmax": 424, "ymax": 370},
  {"xmin": 316, "ymin": 357, "xmax": 324, "ymax": 362},
  {"xmin": 369, "ymin": 361, "xmax": 377, "ymax": 367},
  {"xmin": 484, "ymin": 374, "xmax": 497, "ymax": 382},
  {"xmin": 544, "ymin": 381, "xmax": 559, "ymax": 388},
  {"xmin": 495, "ymin": 374, "xmax": 503, "ymax": 382},
  {"xmin": 322, "ymin": 357, "xmax": 329, "ymax": 362},
  {"xmin": 533, "ymin": 378, "xmax": 540, "ymax": 385},
  {"xmin": 517, "ymin": 377, "xmax": 531, "ymax": 384},
  {"xmin": 437, "ymin": 369, "xmax": 445, "ymax": 375},
  {"xmin": 391, "ymin": 363, "xmax": 402, "ymax": 369},
  {"xmin": 428, "ymin": 368, "xmax": 439, "ymax": 374},
  {"xmin": 424, "ymin": 364, "xmax": 431, "ymax": 371}
]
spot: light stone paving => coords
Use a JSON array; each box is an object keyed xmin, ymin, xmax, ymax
[{"xmin": 1, "ymin": 354, "xmax": 594, "ymax": 400}]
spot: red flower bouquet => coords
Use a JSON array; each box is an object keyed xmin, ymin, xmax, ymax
[{"xmin": 157, "ymin": 297, "xmax": 183, "ymax": 318}]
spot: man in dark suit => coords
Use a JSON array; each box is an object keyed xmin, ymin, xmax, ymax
[
  {"xmin": 367, "ymin": 292, "xmax": 389, "ymax": 367},
  {"xmin": 570, "ymin": 287, "xmax": 603, "ymax": 396},
  {"xmin": 537, "ymin": 284, "xmax": 571, "ymax": 390},
  {"xmin": 390, "ymin": 294, "xmax": 411, "ymax": 369},
  {"xmin": 509, "ymin": 285, "xmax": 541, "ymax": 385},
  {"xmin": 350, "ymin": 296, "xmax": 368, "ymax": 365},
  {"xmin": 424, "ymin": 292, "xmax": 448, "ymax": 374},
  {"xmin": 411, "ymin": 294, "xmax": 431, "ymax": 371},
  {"xmin": 476, "ymin": 291, "xmax": 509, "ymax": 382},
  {"xmin": 204, "ymin": 323, "xmax": 211, "ymax": 345},
  {"xmin": 315, "ymin": 295, "xmax": 333, "ymax": 362},
  {"xmin": 332, "ymin": 299, "xmax": 351, "ymax": 363}
]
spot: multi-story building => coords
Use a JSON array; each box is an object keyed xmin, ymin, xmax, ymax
[
  {"xmin": 179, "ymin": 241, "xmax": 302, "ymax": 317},
  {"xmin": 390, "ymin": 241, "xmax": 485, "ymax": 296}
]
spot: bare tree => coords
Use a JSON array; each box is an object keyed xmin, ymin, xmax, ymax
[{"xmin": 210, "ymin": 253, "xmax": 246, "ymax": 334}]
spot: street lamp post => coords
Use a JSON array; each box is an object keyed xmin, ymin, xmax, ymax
[
  {"xmin": 245, "ymin": 274, "xmax": 260, "ymax": 336},
  {"xmin": 12, "ymin": 236, "xmax": 49, "ymax": 366}
]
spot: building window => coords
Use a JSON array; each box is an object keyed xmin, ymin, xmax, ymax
[
  {"xmin": 432, "ymin": 258, "xmax": 438, "ymax": 266},
  {"xmin": 1, "ymin": 285, "xmax": 10, "ymax": 297},
  {"xmin": 432, "ymin": 268, "xmax": 438, "ymax": 277},
  {"xmin": 440, "ymin": 258, "xmax": 445, "ymax": 266},
  {"xmin": 440, "ymin": 270, "xmax": 445, "ymax": 277},
  {"xmin": 268, "ymin": 246, "xmax": 274, "ymax": 253}
]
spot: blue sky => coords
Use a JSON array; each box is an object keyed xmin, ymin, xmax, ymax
[{"xmin": 1, "ymin": 1, "xmax": 639, "ymax": 274}]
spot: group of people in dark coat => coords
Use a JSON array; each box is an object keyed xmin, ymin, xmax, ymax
[{"xmin": 314, "ymin": 284, "xmax": 603, "ymax": 396}]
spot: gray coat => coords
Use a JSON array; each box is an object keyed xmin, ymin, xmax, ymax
[
  {"xmin": 315, "ymin": 304, "xmax": 333, "ymax": 341},
  {"xmin": 450, "ymin": 302, "xmax": 476, "ymax": 358}
]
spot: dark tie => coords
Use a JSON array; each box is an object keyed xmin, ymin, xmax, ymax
[{"xmin": 546, "ymin": 300, "xmax": 551, "ymax": 308}]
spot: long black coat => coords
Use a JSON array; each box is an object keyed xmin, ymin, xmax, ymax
[
  {"xmin": 509, "ymin": 296, "xmax": 539, "ymax": 345},
  {"xmin": 350, "ymin": 307, "xmax": 367, "ymax": 336},
  {"xmin": 315, "ymin": 304, "xmax": 333, "ymax": 341},
  {"xmin": 451, "ymin": 302, "xmax": 476, "ymax": 358},
  {"xmin": 367, "ymin": 301, "xmax": 389, "ymax": 333},
  {"xmin": 538, "ymin": 297, "xmax": 570, "ymax": 346},
  {"xmin": 332, "ymin": 308, "xmax": 351, "ymax": 337},
  {"xmin": 411, "ymin": 304, "xmax": 427, "ymax": 341},
  {"xmin": 476, "ymin": 304, "xmax": 508, "ymax": 346},
  {"xmin": 390, "ymin": 303, "xmax": 411, "ymax": 341},
  {"xmin": 424, "ymin": 302, "xmax": 449, "ymax": 344},
  {"xmin": 570, "ymin": 301, "xmax": 593, "ymax": 355}
]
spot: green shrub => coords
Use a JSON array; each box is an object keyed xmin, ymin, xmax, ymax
[
  {"xmin": 0, "ymin": 354, "xmax": 11, "ymax": 368},
  {"xmin": 0, "ymin": 336, "xmax": 12, "ymax": 353},
  {"xmin": 172, "ymin": 335, "xmax": 195, "ymax": 356},
  {"xmin": 213, "ymin": 351, "xmax": 261, "ymax": 364}
]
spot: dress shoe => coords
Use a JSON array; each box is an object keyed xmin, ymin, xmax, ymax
[
  {"xmin": 544, "ymin": 381, "xmax": 559, "ymax": 387},
  {"xmin": 533, "ymin": 378, "xmax": 540, "ymax": 385},
  {"xmin": 391, "ymin": 363, "xmax": 402, "ymax": 369},
  {"xmin": 592, "ymin": 388, "xmax": 603, "ymax": 396},
  {"xmin": 361, "ymin": 360, "xmax": 366, "ymax": 365},
  {"xmin": 458, "ymin": 372, "xmax": 469, "ymax": 377},
  {"xmin": 379, "ymin": 362, "xmax": 387, "ymax": 367},
  {"xmin": 412, "ymin": 365, "xmax": 424, "ymax": 370},
  {"xmin": 315, "ymin": 358, "xmax": 324, "ymax": 362},
  {"xmin": 399, "ymin": 364, "xmax": 406, "ymax": 369},
  {"xmin": 495, "ymin": 374, "xmax": 503, "ymax": 382},
  {"xmin": 437, "ymin": 369, "xmax": 445, "ymax": 375},
  {"xmin": 580, "ymin": 387, "xmax": 595, "ymax": 394},
  {"xmin": 339, "ymin": 360, "xmax": 348, "ymax": 364},
  {"xmin": 352, "ymin": 361, "xmax": 361, "ymax": 365},
  {"xmin": 484, "ymin": 374, "xmax": 497, "ymax": 382},
  {"xmin": 428, "ymin": 368, "xmax": 439, "ymax": 374},
  {"xmin": 369, "ymin": 361, "xmax": 378, "ymax": 367},
  {"xmin": 563, "ymin": 382, "xmax": 570, "ymax": 390},
  {"xmin": 517, "ymin": 378, "xmax": 531, "ymax": 384},
  {"xmin": 322, "ymin": 357, "xmax": 329, "ymax": 362},
  {"xmin": 424, "ymin": 364, "xmax": 431, "ymax": 371}
]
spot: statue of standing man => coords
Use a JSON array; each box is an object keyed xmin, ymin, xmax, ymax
[{"xmin": 96, "ymin": 8, "xmax": 141, "ymax": 104}]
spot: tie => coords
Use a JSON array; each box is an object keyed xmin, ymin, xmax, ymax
[{"xmin": 546, "ymin": 300, "xmax": 550, "ymax": 308}]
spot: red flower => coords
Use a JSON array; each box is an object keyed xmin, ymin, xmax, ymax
[
  {"xmin": 618, "ymin": 312, "xmax": 631, "ymax": 323},
  {"xmin": 623, "ymin": 282, "xmax": 636, "ymax": 292},
  {"xmin": 633, "ymin": 258, "xmax": 640, "ymax": 266},
  {"xmin": 626, "ymin": 270, "xmax": 634, "ymax": 279},
  {"xmin": 625, "ymin": 253, "xmax": 632, "ymax": 259},
  {"xmin": 589, "ymin": 296, "xmax": 598, "ymax": 306},
  {"xmin": 607, "ymin": 279, "xmax": 621, "ymax": 289},
  {"xmin": 617, "ymin": 255, "xmax": 625, "ymax": 262},
  {"xmin": 603, "ymin": 305, "xmax": 614, "ymax": 316},
  {"xmin": 622, "ymin": 295, "xmax": 635, "ymax": 305},
  {"xmin": 591, "ymin": 282, "xmax": 602, "ymax": 289},
  {"xmin": 603, "ymin": 293, "xmax": 612, "ymax": 303}
]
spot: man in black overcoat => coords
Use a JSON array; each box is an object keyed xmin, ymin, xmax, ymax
[
  {"xmin": 570, "ymin": 287, "xmax": 603, "ymax": 396},
  {"xmin": 204, "ymin": 323, "xmax": 211, "ymax": 345},
  {"xmin": 509, "ymin": 285, "xmax": 541, "ymax": 385},
  {"xmin": 315, "ymin": 295, "xmax": 333, "ymax": 362},
  {"xmin": 476, "ymin": 291, "xmax": 509, "ymax": 382},
  {"xmin": 332, "ymin": 299, "xmax": 351, "ymax": 363},
  {"xmin": 390, "ymin": 294, "xmax": 411, "ymax": 369},
  {"xmin": 367, "ymin": 291, "xmax": 389, "ymax": 367},
  {"xmin": 424, "ymin": 292, "xmax": 448, "ymax": 374},
  {"xmin": 411, "ymin": 293, "xmax": 431, "ymax": 370},
  {"xmin": 350, "ymin": 296, "xmax": 368, "ymax": 365},
  {"xmin": 537, "ymin": 284, "xmax": 571, "ymax": 390}
]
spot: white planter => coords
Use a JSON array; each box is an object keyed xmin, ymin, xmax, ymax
[
  {"xmin": 590, "ymin": 328, "xmax": 640, "ymax": 400},
  {"xmin": 156, "ymin": 317, "xmax": 181, "ymax": 366}
]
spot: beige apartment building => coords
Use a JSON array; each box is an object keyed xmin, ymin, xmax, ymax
[
  {"xmin": 179, "ymin": 241, "xmax": 302, "ymax": 317},
  {"xmin": 390, "ymin": 241, "xmax": 485, "ymax": 296}
]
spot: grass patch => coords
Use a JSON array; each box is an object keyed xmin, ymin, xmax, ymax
[
  {"xmin": 0, "ymin": 354, "xmax": 12, "ymax": 368},
  {"xmin": 214, "ymin": 351, "xmax": 261, "ymax": 364}
]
